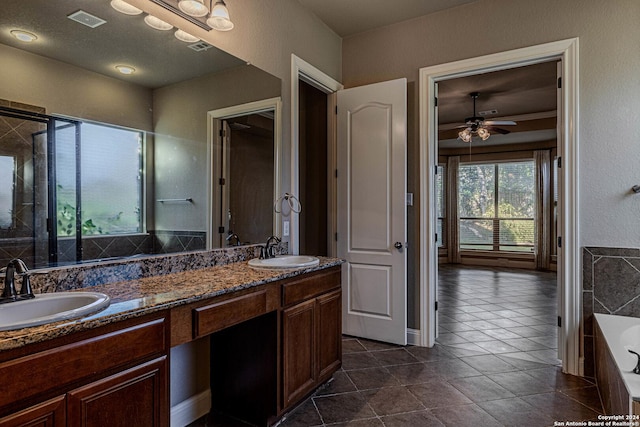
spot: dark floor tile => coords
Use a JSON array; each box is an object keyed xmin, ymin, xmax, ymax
[
  {"xmin": 313, "ymin": 391, "xmax": 376, "ymax": 424},
  {"xmin": 503, "ymin": 325, "xmax": 548, "ymax": 338},
  {"xmin": 342, "ymin": 352, "xmax": 381, "ymax": 371},
  {"xmin": 342, "ymin": 339, "xmax": 367, "ymax": 353},
  {"xmin": 407, "ymin": 380, "xmax": 473, "ymax": 408},
  {"xmin": 449, "ymin": 375, "xmax": 516, "ymax": 402},
  {"xmin": 347, "ymin": 367, "xmax": 400, "ymax": 390},
  {"xmin": 560, "ymin": 385, "xmax": 604, "ymax": 414},
  {"xmin": 371, "ymin": 348, "xmax": 419, "ymax": 366},
  {"xmin": 316, "ymin": 370, "xmax": 357, "ymax": 396},
  {"xmin": 487, "ymin": 371, "xmax": 555, "ymax": 396},
  {"xmin": 438, "ymin": 321, "xmax": 477, "ymax": 332},
  {"xmin": 431, "ymin": 404, "xmax": 502, "ymax": 427},
  {"xmin": 358, "ymin": 339, "xmax": 400, "ymax": 352},
  {"xmin": 381, "ymin": 410, "xmax": 445, "ymax": 427},
  {"xmin": 328, "ymin": 418, "xmax": 384, "ymax": 427},
  {"xmin": 521, "ymin": 391, "xmax": 600, "ymax": 421},
  {"xmin": 386, "ymin": 363, "xmax": 440, "ymax": 385},
  {"xmin": 435, "ymin": 332, "xmax": 468, "ymax": 345},
  {"xmin": 524, "ymin": 366, "xmax": 594, "ymax": 390},
  {"xmin": 422, "ymin": 358, "xmax": 483, "ymax": 380},
  {"xmin": 460, "ymin": 354, "xmax": 519, "ymax": 374},
  {"xmin": 454, "ymin": 330, "xmax": 496, "ymax": 342},
  {"xmin": 474, "ymin": 339, "xmax": 522, "ymax": 354},
  {"xmin": 279, "ymin": 399, "xmax": 323, "ymax": 427},
  {"xmin": 361, "ymin": 386, "xmax": 425, "ymax": 416},
  {"xmin": 478, "ymin": 397, "xmax": 556, "ymax": 427},
  {"xmin": 439, "ymin": 342, "xmax": 490, "ymax": 357},
  {"xmin": 406, "ymin": 344, "xmax": 452, "ymax": 362}
]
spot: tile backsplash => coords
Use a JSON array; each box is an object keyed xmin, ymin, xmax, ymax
[{"xmin": 582, "ymin": 246, "xmax": 640, "ymax": 377}]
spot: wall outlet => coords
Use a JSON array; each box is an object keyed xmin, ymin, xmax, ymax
[{"xmin": 283, "ymin": 221, "xmax": 290, "ymax": 237}]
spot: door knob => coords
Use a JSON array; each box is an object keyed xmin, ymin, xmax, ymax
[{"xmin": 394, "ymin": 242, "xmax": 403, "ymax": 250}]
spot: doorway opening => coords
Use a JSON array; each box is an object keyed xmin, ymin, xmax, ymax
[
  {"xmin": 298, "ymin": 80, "xmax": 328, "ymax": 256},
  {"xmin": 419, "ymin": 39, "xmax": 580, "ymax": 375},
  {"xmin": 208, "ymin": 97, "xmax": 282, "ymax": 249}
]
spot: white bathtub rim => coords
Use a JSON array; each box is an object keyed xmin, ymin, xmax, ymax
[{"xmin": 595, "ymin": 313, "xmax": 640, "ymax": 400}]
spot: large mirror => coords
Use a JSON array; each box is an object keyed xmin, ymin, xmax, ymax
[{"xmin": 0, "ymin": 0, "xmax": 282, "ymax": 268}]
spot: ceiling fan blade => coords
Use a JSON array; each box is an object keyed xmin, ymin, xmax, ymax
[
  {"xmin": 485, "ymin": 126, "xmax": 511, "ymax": 135},
  {"xmin": 483, "ymin": 120, "xmax": 517, "ymax": 126}
]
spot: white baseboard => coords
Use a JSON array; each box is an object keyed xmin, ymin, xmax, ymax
[
  {"xmin": 170, "ymin": 389, "xmax": 211, "ymax": 427},
  {"xmin": 406, "ymin": 328, "xmax": 421, "ymax": 346}
]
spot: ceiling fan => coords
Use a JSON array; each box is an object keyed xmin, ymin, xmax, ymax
[{"xmin": 456, "ymin": 92, "xmax": 516, "ymax": 142}]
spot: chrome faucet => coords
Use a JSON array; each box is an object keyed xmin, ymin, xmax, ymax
[
  {"xmin": 260, "ymin": 236, "xmax": 281, "ymax": 259},
  {"xmin": 1, "ymin": 258, "xmax": 34, "ymax": 303}
]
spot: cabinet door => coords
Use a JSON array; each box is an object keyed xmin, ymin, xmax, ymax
[
  {"xmin": 282, "ymin": 299, "xmax": 316, "ymax": 408},
  {"xmin": 67, "ymin": 357, "xmax": 167, "ymax": 427},
  {"xmin": 317, "ymin": 289, "xmax": 342, "ymax": 381},
  {"xmin": 0, "ymin": 396, "xmax": 65, "ymax": 427}
]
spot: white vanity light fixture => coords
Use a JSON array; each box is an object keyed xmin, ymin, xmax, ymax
[
  {"xmin": 206, "ymin": 0, "xmax": 234, "ymax": 31},
  {"xmin": 174, "ymin": 29, "xmax": 199, "ymax": 42},
  {"xmin": 110, "ymin": 0, "xmax": 143, "ymax": 15},
  {"xmin": 115, "ymin": 65, "xmax": 136, "ymax": 75},
  {"xmin": 178, "ymin": 0, "xmax": 209, "ymax": 17},
  {"xmin": 10, "ymin": 30, "xmax": 38, "ymax": 43},
  {"xmin": 144, "ymin": 15, "xmax": 173, "ymax": 31}
]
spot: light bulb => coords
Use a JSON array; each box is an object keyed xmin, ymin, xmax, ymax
[
  {"xmin": 458, "ymin": 128, "xmax": 472, "ymax": 143},
  {"xmin": 178, "ymin": 0, "xmax": 209, "ymax": 17},
  {"xmin": 116, "ymin": 65, "xmax": 136, "ymax": 75},
  {"xmin": 144, "ymin": 15, "xmax": 173, "ymax": 31},
  {"xmin": 175, "ymin": 29, "xmax": 199, "ymax": 43},
  {"xmin": 477, "ymin": 127, "xmax": 490, "ymax": 141},
  {"xmin": 110, "ymin": 0, "xmax": 143, "ymax": 15},
  {"xmin": 207, "ymin": 1, "xmax": 234, "ymax": 31},
  {"xmin": 10, "ymin": 30, "xmax": 37, "ymax": 43}
]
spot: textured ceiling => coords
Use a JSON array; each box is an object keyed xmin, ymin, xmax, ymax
[
  {"xmin": 0, "ymin": 0, "xmax": 246, "ymax": 88},
  {"xmin": 298, "ymin": 0, "xmax": 478, "ymax": 37}
]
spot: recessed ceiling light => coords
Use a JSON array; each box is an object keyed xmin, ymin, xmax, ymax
[
  {"xmin": 144, "ymin": 15, "xmax": 173, "ymax": 31},
  {"xmin": 174, "ymin": 29, "xmax": 199, "ymax": 43},
  {"xmin": 10, "ymin": 30, "xmax": 37, "ymax": 43},
  {"xmin": 115, "ymin": 65, "xmax": 136, "ymax": 75},
  {"xmin": 110, "ymin": 0, "xmax": 143, "ymax": 15}
]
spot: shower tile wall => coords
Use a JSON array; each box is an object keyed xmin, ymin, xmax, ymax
[
  {"xmin": 0, "ymin": 100, "xmax": 48, "ymax": 267},
  {"xmin": 582, "ymin": 246, "xmax": 640, "ymax": 377}
]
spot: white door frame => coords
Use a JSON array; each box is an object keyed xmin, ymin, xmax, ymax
[
  {"xmin": 290, "ymin": 54, "xmax": 343, "ymax": 255},
  {"xmin": 207, "ymin": 97, "xmax": 283, "ymax": 249},
  {"xmin": 419, "ymin": 38, "xmax": 580, "ymax": 375}
]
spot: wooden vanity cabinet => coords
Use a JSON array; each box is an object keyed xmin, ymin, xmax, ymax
[
  {"xmin": 0, "ymin": 313, "xmax": 169, "ymax": 427},
  {"xmin": 281, "ymin": 267, "xmax": 341, "ymax": 412}
]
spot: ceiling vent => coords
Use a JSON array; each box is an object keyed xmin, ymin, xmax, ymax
[
  {"xmin": 67, "ymin": 10, "xmax": 107, "ymax": 28},
  {"xmin": 188, "ymin": 41, "xmax": 214, "ymax": 52},
  {"xmin": 478, "ymin": 109, "xmax": 499, "ymax": 116}
]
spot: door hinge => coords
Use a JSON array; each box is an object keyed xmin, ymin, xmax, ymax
[
  {"xmin": 557, "ymin": 236, "xmax": 562, "ymax": 248},
  {"xmin": 218, "ymin": 226, "xmax": 225, "ymax": 234},
  {"xmin": 557, "ymin": 77, "xmax": 562, "ymax": 89},
  {"xmin": 334, "ymin": 232, "xmax": 338, "ymax": 241},
  {"xmin": 335, "ymin": 169, "xmax": 338, "ymax": 178},
  {"xmin": 434, "ymin": 97, "xmax": 438, "ymax": 107},
  {"xmin": 557, "ymin": 156, "xmax": 562, "ymax": 168},
  {"xmin": 219, "ymin": 129, "xmax": 226, "ymax": 137},
  {"xmin": 46, "ymin": 217, "xmax": 52, "ymax": 232},
  {"xmin": 435, "ymin": 301, "xmax": 438, "ymax": 311},
  {"xmin": 218, "ymin": 177, "xmax": 225, "ymax": 185},
  {"xmin": 557, "ymin": 316, "xmax": 562, "ymax": 327},
  {"xmin": 335, "ymin": 105, "xmax": 338, "ymax": 115},
  {"xmin": 435, "ymin": 233, "xmax": 438, "ymax": 243}
]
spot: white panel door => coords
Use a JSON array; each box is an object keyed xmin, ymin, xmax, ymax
[{"xmin": 337, "ymin": 78, "xmax": 407, "ymax": 345}]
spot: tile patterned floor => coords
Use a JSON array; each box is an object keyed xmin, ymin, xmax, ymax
[{"xmin": 193, "ymin": 265, "xmax": 604, "ymax": 426}]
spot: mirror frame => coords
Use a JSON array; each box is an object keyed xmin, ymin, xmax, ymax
[{"xmin": 207, "ymin": 97, "xmax": 283, "ymax": 249}]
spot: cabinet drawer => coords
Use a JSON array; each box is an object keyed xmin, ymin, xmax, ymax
[
  {"xmin": 0, "ymin": 317, "xmax": 166, "ymax": 410},
  {"xmin": 282, "ymin": 268, "xmax": 341, "ymax": 307},
  {"xmin": 193, "ymin": 290, "xmax": 268, "ymax": 338}
]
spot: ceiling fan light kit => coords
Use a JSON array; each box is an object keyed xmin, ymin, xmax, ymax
[{"xmin": 456, "ymin": 92, "xmax": 516, "ymax": 143}]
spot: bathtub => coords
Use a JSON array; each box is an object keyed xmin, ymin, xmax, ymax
[{"xmin": 594, "ymin": 313, "xmax": 640, "ymax": 416}]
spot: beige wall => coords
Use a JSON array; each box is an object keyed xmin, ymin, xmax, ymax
[
  {"xmin": 0, "ymin": 43, "xmax": 153, "ymax": 130},
  {"xmin": 152, "ymin": 65, "xmax": 280, "ymax": 232},
  {"xmin": 131, "ymin": 0, "xmax": 343, "ymax": 220},
  {"xmin": 342, "ymin": 0, "xmax": 640, "ymax": 327}
]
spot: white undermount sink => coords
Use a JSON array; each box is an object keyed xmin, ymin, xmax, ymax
[
  {"xmin": 0, "ymin": 292, "xmax": 111, "ymax": 331},
  {"xmin": 248, "ymin": 255, "xmax": 320, "ymax": 269}
]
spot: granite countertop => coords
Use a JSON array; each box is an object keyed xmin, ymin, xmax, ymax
[{"xmin": 0, "ymin": 257, "xmax": 344, "ymax": 352}]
